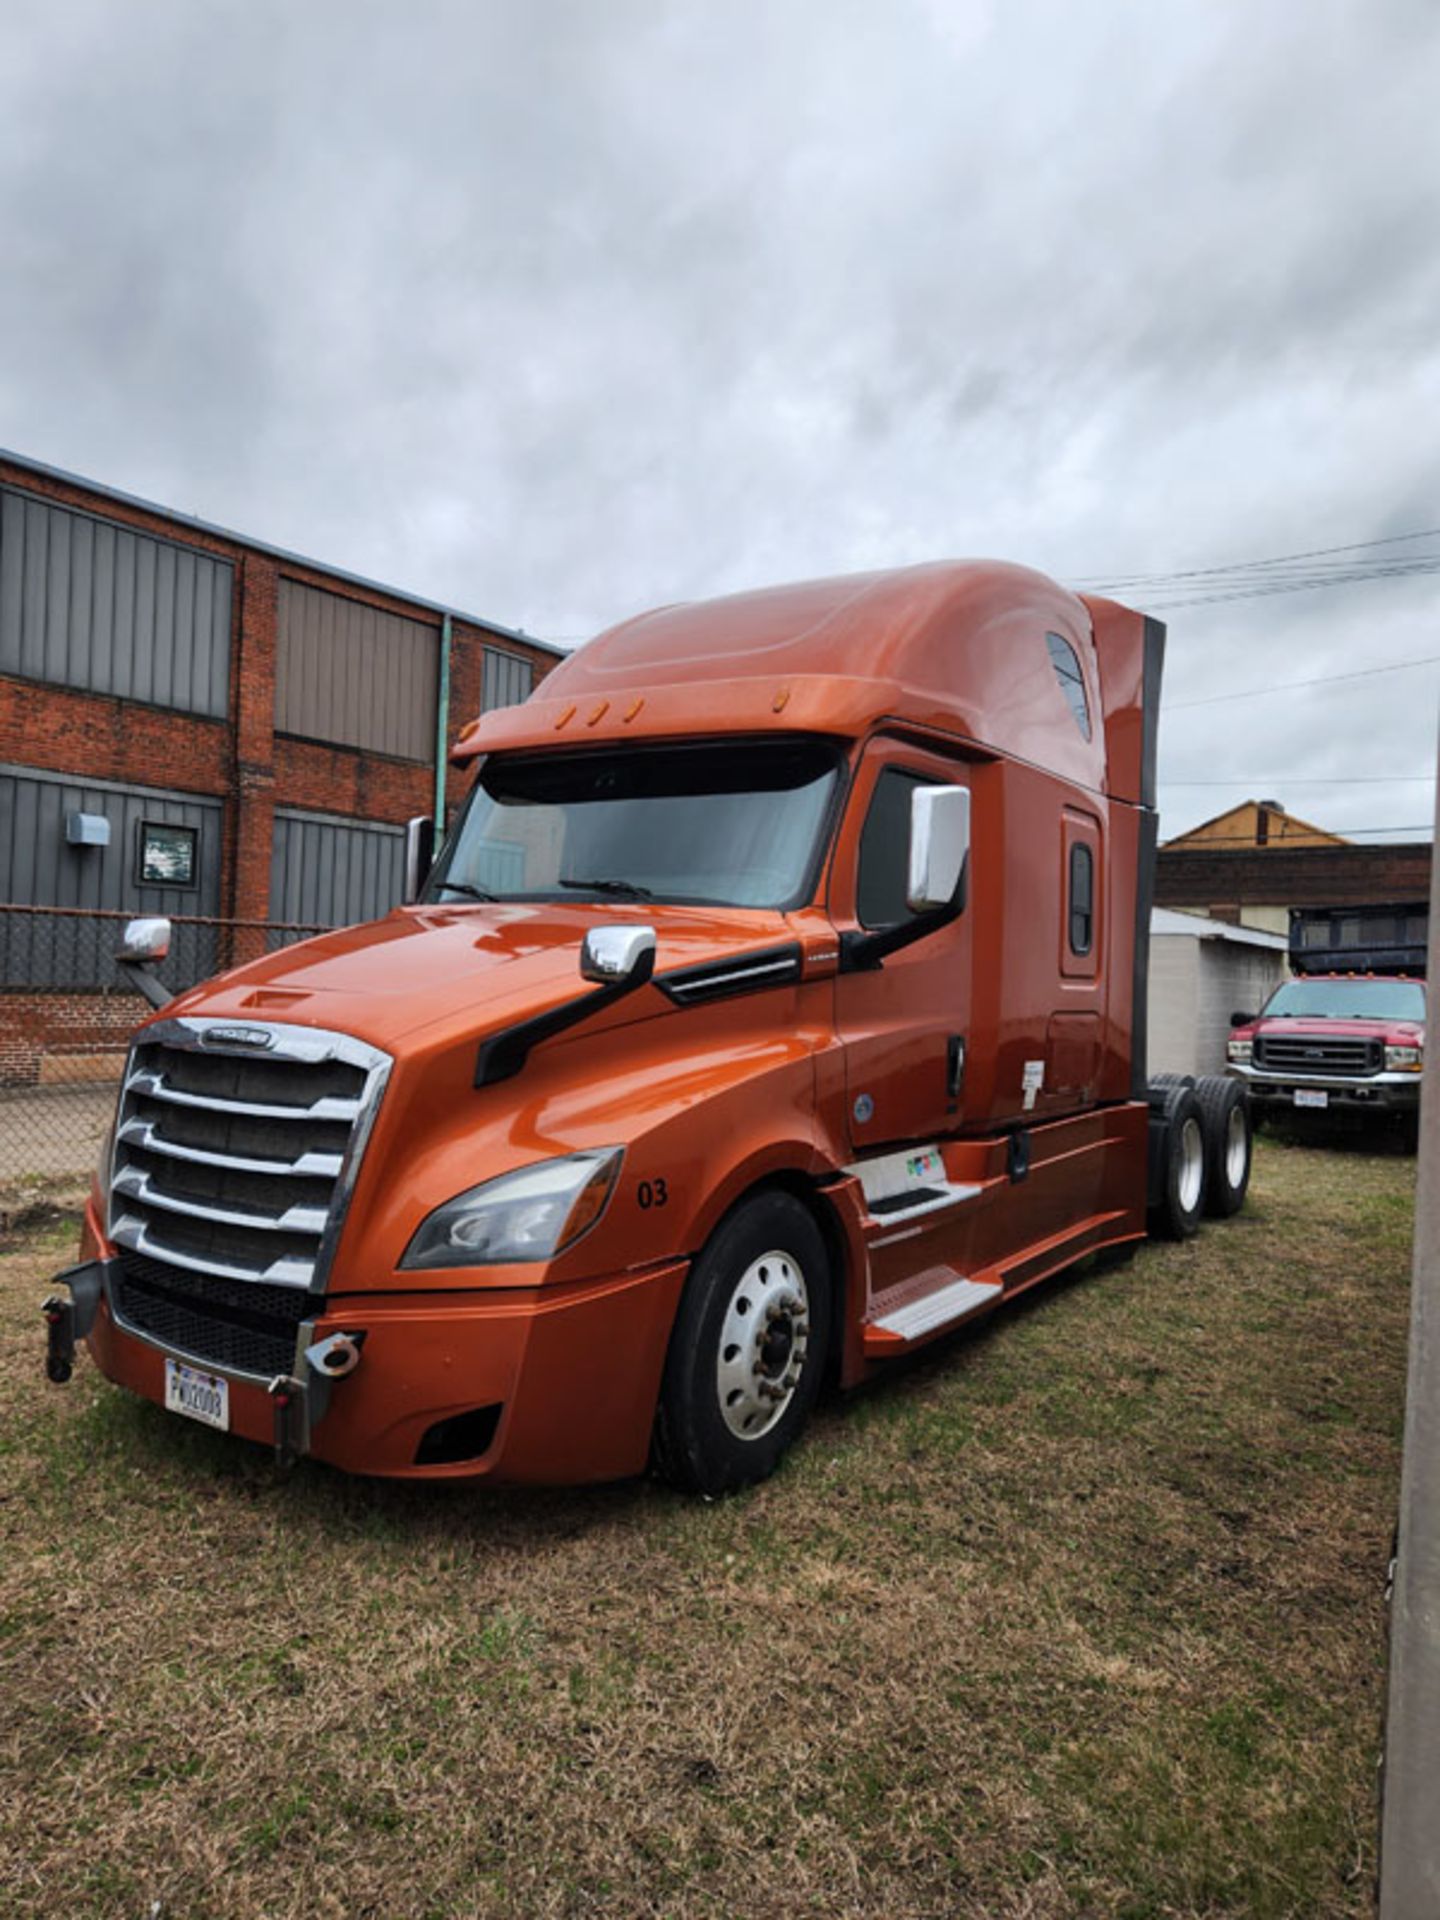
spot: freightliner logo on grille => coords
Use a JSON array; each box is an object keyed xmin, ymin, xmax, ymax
[{"xmin": 202, "ymin": 1025, "xmax": 276, "ymax": 1050}]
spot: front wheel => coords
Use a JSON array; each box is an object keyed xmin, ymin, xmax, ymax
[{"xmin": 654, "ymin": 1190, "xmax": 833, "ymax": 1497}]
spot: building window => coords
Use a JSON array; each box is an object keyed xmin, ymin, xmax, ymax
[
  {"xmin": 857, "ymin": 767, "xmax": 931, "ymax": 929},
  {"xmin": 1069, "ymin": 842, "xmax": 1094, "ymax": 954},
  {"xmin": 138, "ymin": 821, "xmax": 198, "ymax": 888},
  {"xmin": 1046, "ymin": 633, "xmax": 1092, "ymax": 741}
]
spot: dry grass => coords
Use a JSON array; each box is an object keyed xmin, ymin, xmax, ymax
[{"xmin": 0, "ymin": 1137, "xmax": 1413, "ymax": 1919}]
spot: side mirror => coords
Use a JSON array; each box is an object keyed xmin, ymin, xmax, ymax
[
  {"xmin": 120, "ymin": 917, "xmax": 172, "ymax": 961},
  {"xmin": 580, "ymin": 924, "xmax": 657, "ymax": 986},
  {"xmin": 404, "ymin": 816, "xmax": 435, "ymax": 903},
  {"xmin": 906, "ymin": 786, "xmax": 970, "ymax": 913},
  {"xmin": 1230, "ymin": 1011, "xmax": 1256, "ymax": 1028}
]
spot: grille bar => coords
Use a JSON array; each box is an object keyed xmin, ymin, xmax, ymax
[
  {"xmin": 110, "ymin": 1212, "xmax": 321, "ymax": 1287},
  {"xmin": 112, "ymin": 1164, "xmax": 330, "ymax": 1235},
  {"xmin": 124, "ymin": 1066, "xmax": 364, "ymax": 1122},
  {"xmin": 116, "ymin": 1116, "xmax": 344, "ymax": 1179}
]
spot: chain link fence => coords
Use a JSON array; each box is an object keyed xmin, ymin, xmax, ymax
[{"xmin": 1, "ymin": 903, "xmax": 326, "ymax": 1225}]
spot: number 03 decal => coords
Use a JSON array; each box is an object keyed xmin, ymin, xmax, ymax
[{"xmin": 637, "ymin": 1178, "xmax": 669, "ymax": 1210}]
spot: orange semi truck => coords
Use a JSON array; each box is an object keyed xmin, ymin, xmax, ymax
[{"xmin": 43, "ymin": 562, "xmax": 1251, "ymax": 1493}]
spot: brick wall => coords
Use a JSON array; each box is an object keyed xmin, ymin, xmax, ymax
[
  {"xmin": 0, "ymin": 989, "xmax": 140, "ymax": 1086},
  {"xmin": 1156, "ymin": 843, "xmax": 1433, "ymax": 914}
]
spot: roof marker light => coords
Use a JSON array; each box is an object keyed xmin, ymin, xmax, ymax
[{"xmin": 554, "ymin": 704, "xmax": 576, "ymax": 730}]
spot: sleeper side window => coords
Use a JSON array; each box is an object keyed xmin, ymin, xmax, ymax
[
  {"xmin": 1069, "ymin": 842, "xmax": 1094, "ymax": 955},
  {"xmin": 856, "ymin": 767, "xmax": 930, "ymax": 929},
  {"xmin": 1046, "ymin": 633, "xmax": 1092, "ymax": 741}
]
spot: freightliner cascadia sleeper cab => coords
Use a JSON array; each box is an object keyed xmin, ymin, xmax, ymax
[{"xmin": 43, "ymin": 562, "xmax": 1251, "ymax": 1493}]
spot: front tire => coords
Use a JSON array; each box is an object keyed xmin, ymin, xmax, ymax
[{"xmin": 654, "ymin": 1190, "xmax": 833, "ymax": 1496}]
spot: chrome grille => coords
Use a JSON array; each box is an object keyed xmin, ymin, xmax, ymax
[
  {"xmin": 1254, "ymin": 1035, "xmax": 1381, "ymax": 1075},
  {"xmin": 107, "ymin": 1020, "xmax": 390, "ymax": 1352}
]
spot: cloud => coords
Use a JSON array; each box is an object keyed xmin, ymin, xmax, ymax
[{"xmin": 1, "ymin": 0, "xmax": 1436, "ymax": 839}]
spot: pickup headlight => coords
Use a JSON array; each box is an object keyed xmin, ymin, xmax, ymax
[
  {"xmin": 400, "ymin": 1148, "xmax": 623, "ymax": 1269},
  {"xmin": 1227, "ymin": 1038, "xmax": 1252, "ymax": 1064},
  {"xmin": 1385, "ymin": 1044, "xmax": 1423, "ymax": 1072}
]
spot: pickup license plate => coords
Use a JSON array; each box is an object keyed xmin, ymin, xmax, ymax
[
  {"xmin": 164, "ymin": 1358, "xmax": 229, "ymax": 1431},
  {"xmin": 1293, "ymin": 1088, "xmax": 1329, "ymax": 1110}
]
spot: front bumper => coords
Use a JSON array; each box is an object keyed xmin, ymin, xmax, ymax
[
  {"xmin": 1225, "ymin": 1063, "xmax": 1421, "ymax": 1112},
  {"xmin": 48, "ymin": 1208, "xmax": 689, "ymax": 1483}
]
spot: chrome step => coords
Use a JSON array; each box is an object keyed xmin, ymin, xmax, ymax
[{"xmin": 867, "ymin": 1276, "xmax": 1002, "ymax": 1348}]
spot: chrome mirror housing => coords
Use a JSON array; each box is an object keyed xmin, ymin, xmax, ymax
[
  {"xmin": 580, "ymin": 924, "xmax": 657, "ymax": 985},
  {"xmin": 404, "ymin": 815, "xmax": 435, "ymax": 903},
  {"xmin": 120, "ymin": 916, "xmax": 172, "ymax": 961},
  {"xmin": 906, "ymin": 786, "xmax": 971, "ymax": 913}
]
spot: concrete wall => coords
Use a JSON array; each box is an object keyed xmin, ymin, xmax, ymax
[{"xmin": 1148, "ymin": 933, "xmax": 1289, "ymax": 1078}]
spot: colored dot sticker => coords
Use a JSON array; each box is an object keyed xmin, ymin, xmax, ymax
[{"xmin": 853, "ymin": 1093, "xmax": 874, "ymax": 1124}]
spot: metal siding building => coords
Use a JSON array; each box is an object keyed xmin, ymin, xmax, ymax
[
  {"xmin": 0, "ymin": 447, "xmax": 562, "ymax": 1079},
  {"xmin": 0, "ymin": 485, "xmax": 233, "ymax": 717},
  {"xmin": 270, "ymin": 809, "xmax": 406, "ymax": 930},
  {"xmin": 276, "ymin": 579, "xmax": 440, "ymax": 761}
]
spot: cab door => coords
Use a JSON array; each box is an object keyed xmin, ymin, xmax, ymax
[{"xmin": 831, "ymin": 737, "xmax": 973, "ymax": 1154}]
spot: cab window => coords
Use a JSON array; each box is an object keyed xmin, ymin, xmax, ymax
[
  {"xmin": 1046, "ymin": 633, "xmax": 1092, "ymax": 741},
  {"xmin": 857, "ymin": 767, "xmax": 932, "ymax": 929}
]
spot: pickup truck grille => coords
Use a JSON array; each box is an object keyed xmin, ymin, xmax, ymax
[
  {"xmin": 107, "ymin": 1018, "xmax": 390, "ymax": 1376},
  {"xmin": 1253, "ymin": 1035, "xmax": 1382, "ymax": 1075}
]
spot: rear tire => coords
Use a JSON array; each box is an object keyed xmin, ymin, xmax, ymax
[
  {"xmin": 1148, "ymin": 1083, "xmax": 1207, "ymax": 1240},
  {"xmin": 654, "ymin": 1190, "xmax": 833, "ymax": 1497},
  {"xmin": 1195, "ymin": 1075, "xmax": 1252, "ymax": 1217}
]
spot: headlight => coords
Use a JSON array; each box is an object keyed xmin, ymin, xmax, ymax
[
  {"xmin": 400, "ymin": 1148, "xmax": 623, "ymax": 1269},
  {"xmin": 1385, "ymin": 1044, "xmax": 1423, "ymax": 1072},
  {"xmin": 1227, "ymin": 1038, "xmax": 1252, "ymax": 1064}
]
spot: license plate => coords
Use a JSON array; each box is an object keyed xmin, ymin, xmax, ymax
[
  {"xmin": 164, "ymin": 1358, "xmax": 229, "ymax": 1431},
  {"xmin": 1294, "ymin": 1088, "xmax": 1329, "ymax": 1110}
]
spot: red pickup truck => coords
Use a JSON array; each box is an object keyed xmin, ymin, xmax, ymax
[{"xmin": 1226, "ymin": 974, "xmax": 1425, "ymax": 1148}]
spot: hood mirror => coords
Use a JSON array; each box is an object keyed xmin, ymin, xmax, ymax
[
  {"xmin": 581, "ymin": 925, "xmax": 657, "ymax": 986},
  {"xmin": 120, "ymin": 917, "xmax": 172, "ymax": 961},
  {"xmin": 906, "ymin": 786, "xmax": 971, "ymax": 913}
]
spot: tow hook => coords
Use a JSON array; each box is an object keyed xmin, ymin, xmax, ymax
[
  {"xmin": 306, "ymin": 1330, "xmax": 366, "ymax": 1379},
  {"xmin": 40, "ymin": 1262, "xmax": 106, "ymax": 1386},
  {"xmin": 42, "ymin": 1295, "xmax": 75, "ymax": 1384},
  {"xmin": 268, "ymin": 1376, "xmax": 305, "ymax": 1469}
]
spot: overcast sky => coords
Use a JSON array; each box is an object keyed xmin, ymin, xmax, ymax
[{"xmin": 2, "ymin": 0, "xmax": 1437, "ymax": 840}]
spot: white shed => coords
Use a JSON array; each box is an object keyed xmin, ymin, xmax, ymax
[{"xmin": 1147, "ymin": 908, "xmax": 1290, "ymax": 1079}]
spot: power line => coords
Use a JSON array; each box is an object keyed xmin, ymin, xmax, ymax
[
  {"xmin": 1163, "ymin": 653, "xmax": 1440, "ymax": 710},
  {"xmin": 1159, "ymin": 774, "xmax": 1436, "ymax": 787},
  {"xmin": 1080, "ymin": 524, "xmax": 1440, "ymax": 591},
  {"xmin": 1160, "ymin": 825, "xmax": 1434, "ymax": 845}
]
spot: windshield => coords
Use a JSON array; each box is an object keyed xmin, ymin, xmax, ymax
[
  {"xmin": 426, "ymin": 739, "xmax": 842, "ymax": 911},
  {"xmin": 1261, "ymin": 978, "xmax": 1426, "ymax": 1022}
]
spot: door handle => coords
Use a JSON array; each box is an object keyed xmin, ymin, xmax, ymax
[{"xmin": 947, "ymin": 1034, "xmax": 966, "ymax": 1101}]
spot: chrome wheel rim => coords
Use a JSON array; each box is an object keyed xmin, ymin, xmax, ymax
[
  {"xmin": 1225, "ymin": 1105, "xmax": 1248, "ymax": 1188},
  {"xmin": 716, "ymin": 1249, "xmax": 810, "ymax": 1441},
  {"xmin": 1178, "ymin": 1115, "xmax": 1205, "ymax": 1214}
]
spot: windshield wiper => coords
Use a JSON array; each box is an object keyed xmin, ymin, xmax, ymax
[
  {"xmin": 436, "ymin": 880, "xmax": 497, "ymax": 902},
  {"xmin": 558, "ymin": 877, "xmax": 654, "ymax": 901}
]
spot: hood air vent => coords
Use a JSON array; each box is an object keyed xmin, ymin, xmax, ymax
[{"xmin": 657, "ymin": 944, "xmax": 802, "ymax": 1007}]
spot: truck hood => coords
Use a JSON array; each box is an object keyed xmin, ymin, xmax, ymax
[
  {"xmin": 1250, "ymin": 1016, "xmax": 1425, "ymax": 1043},
  {"xmin": 161, "ymin": 902, "xmax": 798, "ymax": 1052}
]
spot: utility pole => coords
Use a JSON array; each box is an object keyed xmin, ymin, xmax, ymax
[{"xmin": 1379, "ymin": 716, "xmax": 1440, "ymax": 1915}]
